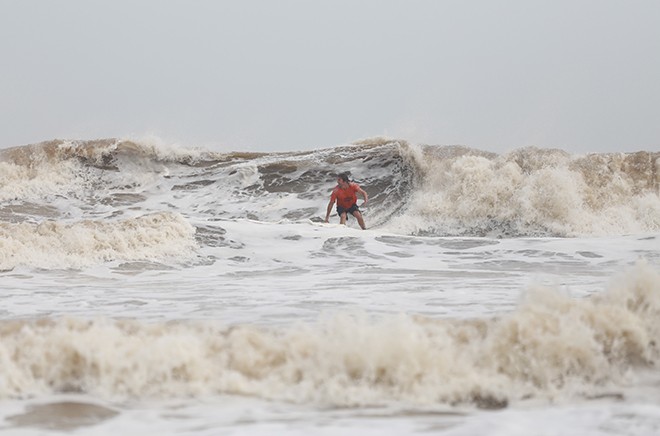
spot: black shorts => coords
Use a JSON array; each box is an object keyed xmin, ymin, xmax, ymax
[{"xmin": 337, "ymin": 204, "xmax": 360, "ymax": 216}]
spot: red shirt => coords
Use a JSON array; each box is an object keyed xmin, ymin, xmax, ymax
[{"xmin": 331, "ymin": 183, "xmax": 360, "ymax": 209}]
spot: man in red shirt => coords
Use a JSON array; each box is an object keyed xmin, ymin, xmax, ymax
[{"xmin": 324, "ymin": 173, "xmax": 369, "ymax": 229}]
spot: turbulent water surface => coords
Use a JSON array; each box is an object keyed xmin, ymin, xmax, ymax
[{"xmin": 0, "ymin": 138, "xmax": 659, "ymax": 435}]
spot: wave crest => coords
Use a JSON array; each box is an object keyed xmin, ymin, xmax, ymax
[{"xmin": 1, "ymin": 138, "xmax": 658, "ymax": 237}]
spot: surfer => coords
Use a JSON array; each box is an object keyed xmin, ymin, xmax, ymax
[{"xmin": 324, "ymin": 173, "xmax": 369, "ymax": 229}]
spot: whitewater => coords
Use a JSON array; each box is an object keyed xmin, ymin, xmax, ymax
[{"xmin": 0, "ymin": 137, "xmax": 658, "ymax": 435}]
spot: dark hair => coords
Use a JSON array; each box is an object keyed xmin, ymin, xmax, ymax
[{"xmin": 337, "ymin": 173, "xmax": 350, "ymax": 182}]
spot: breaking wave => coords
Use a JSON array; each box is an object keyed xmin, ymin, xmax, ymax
[
  {"xmin": 0, "ymin": 262, "xmax": 657, "ymax": 408},
  {"xmin": 1, "ymin": 137, "xmax": 658, "ymax": 243}
]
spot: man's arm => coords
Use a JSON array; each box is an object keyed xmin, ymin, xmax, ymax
[
  {"xmin": 357, "ymin": 187, "xmax": 368, "ymax": 205},
  {"xmin": 325, "ymin": 199, "xmax": 335, "ymax": 222}
]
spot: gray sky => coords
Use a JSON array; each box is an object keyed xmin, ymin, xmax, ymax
[{"xmin": 1, "ymin": 0, "xmax": 659, "ymax": 153}]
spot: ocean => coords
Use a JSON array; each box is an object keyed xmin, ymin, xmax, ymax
[{"xmin": 0, "ymin": 138, "xmax": 658, "ymax": 435}]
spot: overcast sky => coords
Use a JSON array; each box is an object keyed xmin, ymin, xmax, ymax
[{"xmin": 1, "ymin": 0, "xmax": 659, "ymax": 154}]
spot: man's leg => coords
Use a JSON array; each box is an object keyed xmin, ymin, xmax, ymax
[
  {"xmin": 339, "ymin": 212, "xmax": 348, "ymax": 225},
  {"xmin": 352, "ymin": 210, "xmax": 366, "ymax": 230}
]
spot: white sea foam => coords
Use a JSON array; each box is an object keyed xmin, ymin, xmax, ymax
[
  {"xmin": 387, "ymin": 147, "xmax": 660, "ymax": 237},
  {"xmin": 0, "ymin": 262, "xmax": 657, "ymax": 408},
  {"xmin": 0, "ymin": 138, "xmax": 659, "ymax": 435},
  {"xmin": 0, "ymin": 157, "xmax": 83, "ymax": 202},
  {"xmin": 0, "ymin": 212, "xmax": 197, "ymax": 270}
]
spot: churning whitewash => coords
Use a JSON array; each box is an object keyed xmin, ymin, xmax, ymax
[{"xmin": 0, "ymin": 138, "xmax": 658, "ymax": 435}]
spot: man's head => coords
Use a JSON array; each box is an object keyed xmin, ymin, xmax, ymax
[{"xmin": 337, "ymin": 173, "xmax": 350, "ymax": 187}]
